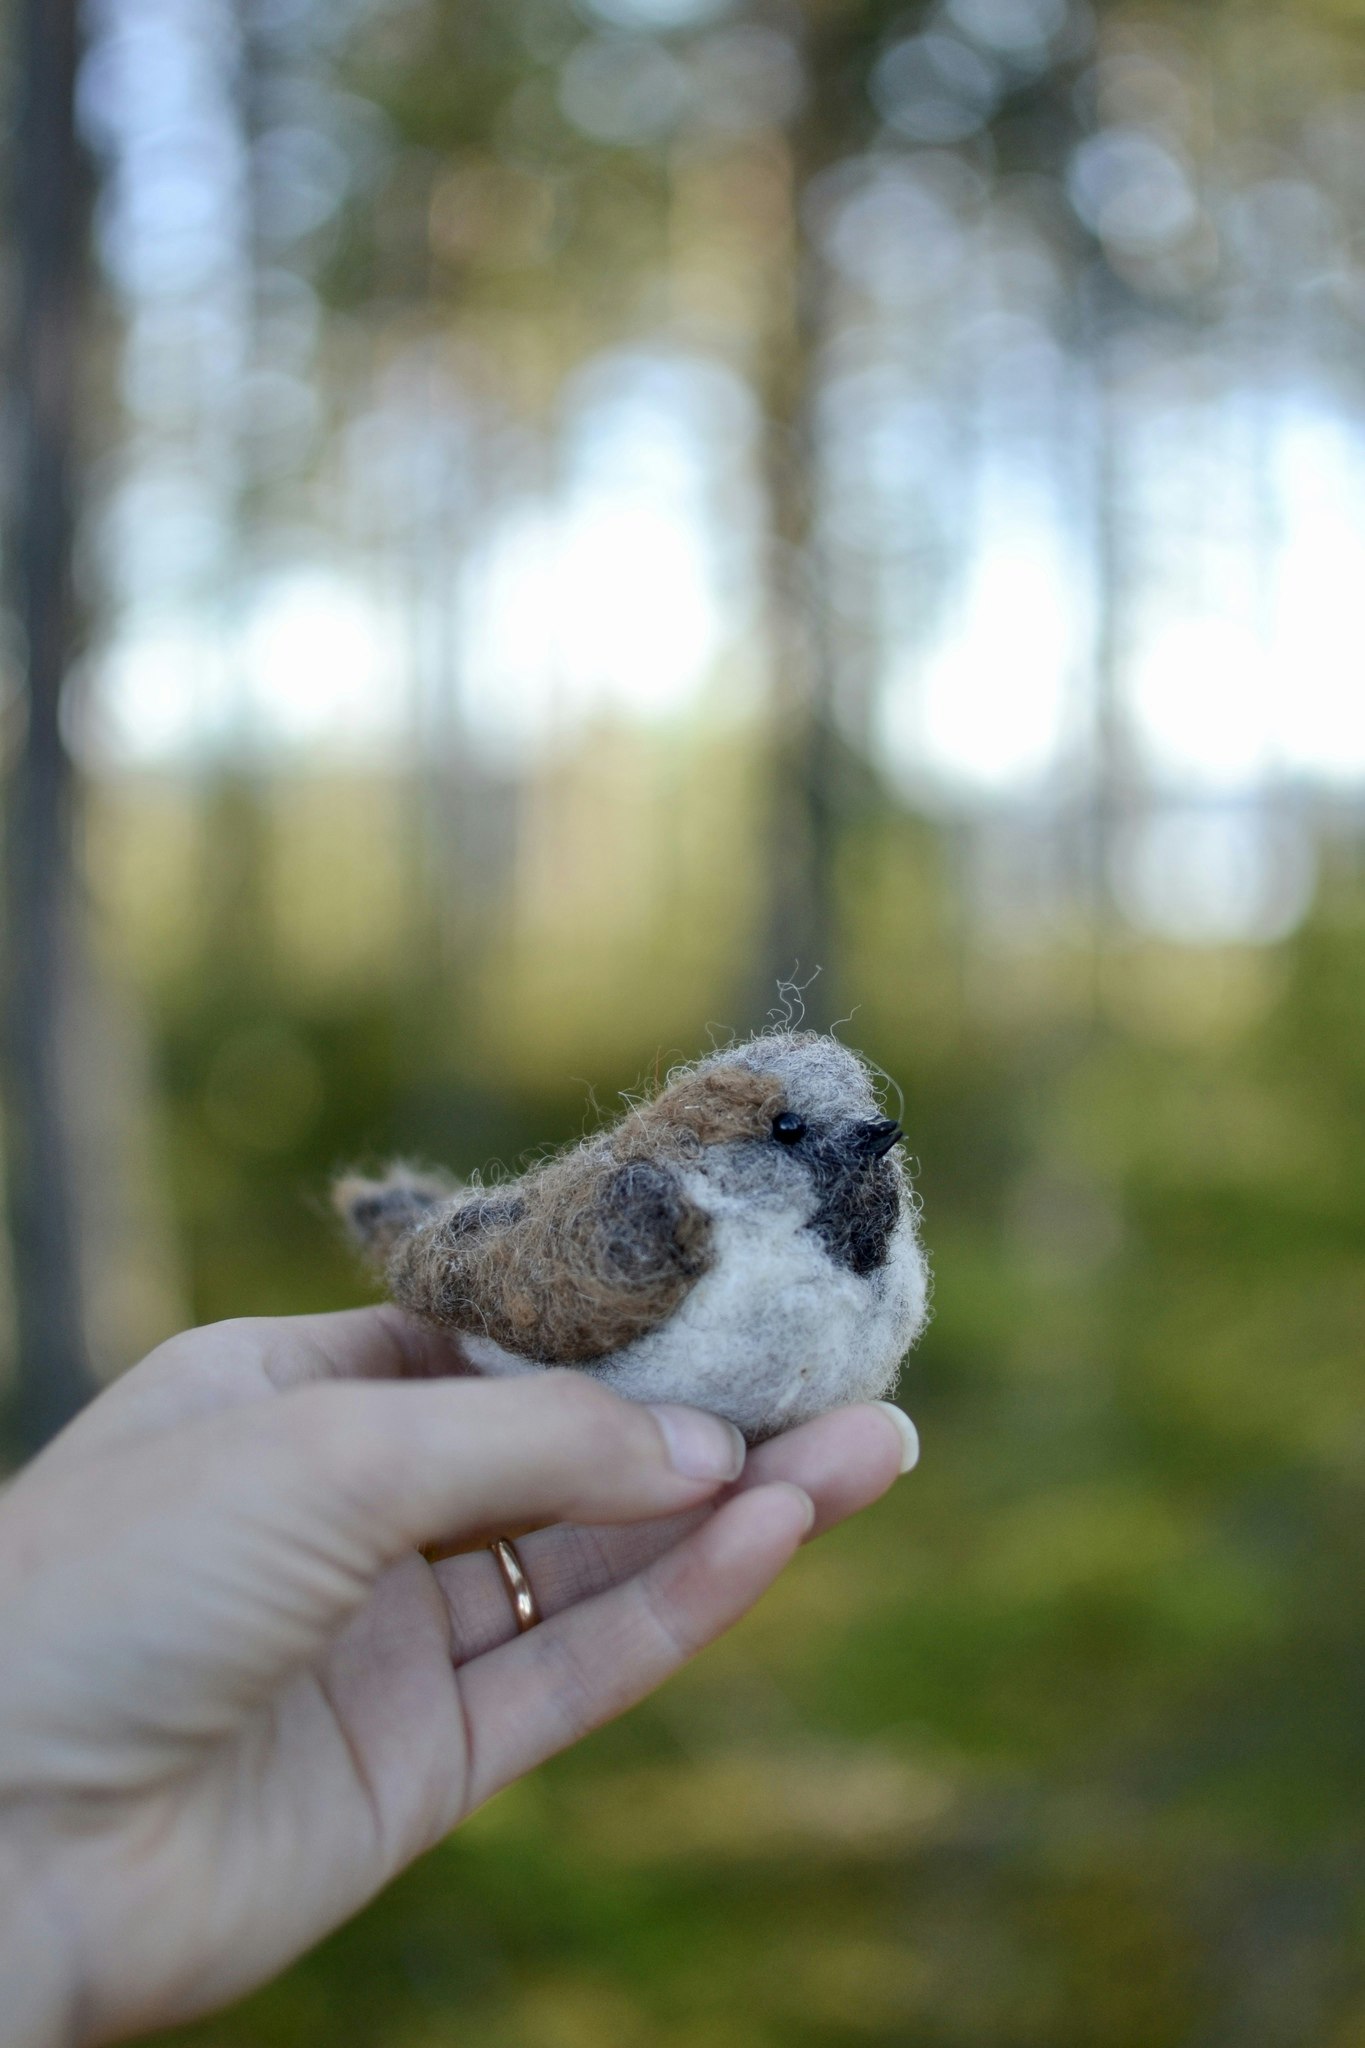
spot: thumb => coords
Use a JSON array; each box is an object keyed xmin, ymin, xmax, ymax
[{"xmin": 256, "ymin": 1370, "xmax": 747, "ymax": 1564}]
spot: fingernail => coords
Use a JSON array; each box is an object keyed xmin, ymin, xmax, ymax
[
  {"xmin": 650, "ymin": 1404, "xmax": 747, "ymax": 1483},
  {"xmin": 875, "ymin": 1402, "xmax": 920, "ymax": 1474}
]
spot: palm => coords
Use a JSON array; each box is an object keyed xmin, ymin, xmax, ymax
[{"xmin": 131, "ymin": 1560, "xmax": 465, "ymax": 2016}]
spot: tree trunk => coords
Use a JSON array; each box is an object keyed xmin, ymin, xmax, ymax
[
  {"xmin": 759, "ymin": 236, "xmax": 839, "ymax": 1029},
  {"xmin": 2, "ymin": 0, "xmax": 95, "ymax": 1447},
  {"xmin": 753, "ymin": 75, "xmax": 842, "ymax": 1034}
]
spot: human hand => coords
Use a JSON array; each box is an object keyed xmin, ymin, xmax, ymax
[{"xmin": 0, "ymin": 1309, "xmax": 918, "ymax": 2046}]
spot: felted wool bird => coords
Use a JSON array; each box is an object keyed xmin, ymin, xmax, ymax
[{"xmin": 336, "ymin": 1031, "xmax": 930, "ymax": 1440}]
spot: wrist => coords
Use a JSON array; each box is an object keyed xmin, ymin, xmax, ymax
[{"xmin": 0, "ymin": 1821, "xmax": 86, "ymax": 2048}]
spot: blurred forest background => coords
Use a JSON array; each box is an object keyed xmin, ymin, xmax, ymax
[{"xmin": 3, "ymin": 0, "xmax": 1365, "ymax": 2041}]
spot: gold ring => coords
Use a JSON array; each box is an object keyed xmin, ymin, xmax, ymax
[{"xmin": 489, "ymin": 1537, "xmax": 541, "ymax": 1632}]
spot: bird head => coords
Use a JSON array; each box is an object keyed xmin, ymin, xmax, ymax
[{"xmin": 619, "ymin": 1031, "xmax": 908, "ymax": 1277}]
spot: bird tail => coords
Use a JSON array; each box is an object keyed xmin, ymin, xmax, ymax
[{"xmin": 334, "ymin": 1165, "xmax": 454, "ymax": 1265}]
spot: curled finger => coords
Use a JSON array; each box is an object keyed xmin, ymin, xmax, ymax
[{"xmin": 433, "ymin": 1398, "xmax": 918, "ymax": 1662}]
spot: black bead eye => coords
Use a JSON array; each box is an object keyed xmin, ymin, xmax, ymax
[{"xmin": 772, "ymin": 1111, "xmax": 807, "ymax": 1146}]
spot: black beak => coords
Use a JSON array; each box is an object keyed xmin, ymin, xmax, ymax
[{"xmin": 857, "ymin": 1117, "xmax": 903, "ymax": 1161}]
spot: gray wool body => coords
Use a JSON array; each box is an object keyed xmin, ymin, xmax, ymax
[{"xmin": 337, "ymin": 1031, "xmax": 931, "ymax": 1440}]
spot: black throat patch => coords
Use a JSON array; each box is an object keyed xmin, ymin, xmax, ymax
[{"xmin": 802, "ymin": 1135, "xmax": 902, "ymax": 1276}]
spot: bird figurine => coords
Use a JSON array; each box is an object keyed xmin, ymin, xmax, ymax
[{"xmin": 336, "ymin": 1030, "xmax": 930, "ymax": 1440}]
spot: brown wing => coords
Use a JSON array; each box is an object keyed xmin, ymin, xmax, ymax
[{"xmin": 370, "ymin": 1149, "xmax": 712, "ymax": 1365}]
